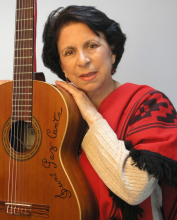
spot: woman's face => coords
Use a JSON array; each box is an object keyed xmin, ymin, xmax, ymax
[{"xmin": 57, "ymin": 22, "xmax": 116, "ymax": 96}]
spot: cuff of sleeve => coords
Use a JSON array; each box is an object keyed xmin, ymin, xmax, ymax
[{"xmin": 82, "ymin": 118, "xmax": 114, "ymax": 146}]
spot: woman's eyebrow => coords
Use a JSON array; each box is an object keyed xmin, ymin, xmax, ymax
[
  {"xmin": 60, "ymin": 38, "xmax": 101, "ymax": 53},
  {"xmin": 84, "ymin": 39, "xmax": 100, "ymax": 44},
  {"xmin": 60, "ymin": 46, "xmax": 74, "ymax": 53}
]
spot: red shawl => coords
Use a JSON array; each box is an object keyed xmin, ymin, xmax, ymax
[{"xmin": 80, "ymin": 83, "xmax": 177, "ymax": 220}]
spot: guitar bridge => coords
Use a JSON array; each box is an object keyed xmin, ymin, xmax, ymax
[
  {"xmin": 0, "ymin": 201, "xmax": 49, "ymax": 217},
  {"xmin": 6, "ymin": 202, "xmax": 32, "ymax": 216}
]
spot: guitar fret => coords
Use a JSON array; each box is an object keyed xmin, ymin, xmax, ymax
[
  {"xmin": 13, "ymin": 93, "xmax": 32, "ymax": 94},
  {"xmin": 14, "ymin": 80, "xmax": 32, "ymax": 82},
  {"xmin": 13, "ymin": 86, "xmax": 32, "ymax": 89},
  {"xmin": 14, "ymin": 64, "xmax": 32, "ymax": 66},
  {"xmin": 14, "ymin": 83, "xmax": 32, "ymax": 85},
  {"xmin": 15, "ymin": 56, "xmax": 32, "ymax": 59},
  {"xmin": 16, "ymin": 29, "xmax": 33, "ymax": 31},
  {"xmin": 13, "ymin": 98, "xmax": 32, "ymax": 100},
  {"xmin": 15, "ymin": 48, "xmax": 32, "ymax": 50},
  {"xmin": 16, "ymin": 18, "xmax": 33, "ymax": 21},
  {"xmin": 12, "ymin": 105, "xmax": 32, "ymax": 106},
  {"xmin": 12, "ymin": 115, "xmax": 32, "ymax": 118},
  {"xmin": 13, "ymin": 110, "xmax": 32, "ymax": 112},
  {"xmin": 15, "ymin": 39, "xmax": 32, "ymax": 41},
  {"xmin": 17, "ymin": 7, "xmax": 33, "ymax": 10},
  {"xmin": 14, "ymin": 73, "xmax": 32, "ymax": 74}
]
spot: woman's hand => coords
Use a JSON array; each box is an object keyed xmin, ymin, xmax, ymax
[
  {"xmin": 55, "ymin": 80, "xmax": 103, "ymax": 127},
  {"xmin": 0, "ymin": 80, "xmax": 11, "ymax": 85}
]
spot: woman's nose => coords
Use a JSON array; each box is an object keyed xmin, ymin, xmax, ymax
[{"xmin": 77, "ymin": 50, "xmax": 90, "ymax": 66}]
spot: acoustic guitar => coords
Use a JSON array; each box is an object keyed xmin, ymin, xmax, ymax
[{"xmin": 0, "ymin": 0, "xmax": 98, "ymax": 219}]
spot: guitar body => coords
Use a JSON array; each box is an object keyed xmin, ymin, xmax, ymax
[{"xmin": 0, "ymin": 81, "xmax": 98, "ymax": 219}]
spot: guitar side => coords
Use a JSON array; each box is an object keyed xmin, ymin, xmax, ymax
[{"xmin": 0, "ymin": 81, "xmax": 98, "ymax": 220}]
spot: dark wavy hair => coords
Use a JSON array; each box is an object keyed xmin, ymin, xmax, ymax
[{"xmin": 42, "ymin": 5, "xmax": 126, "ymax": 81}]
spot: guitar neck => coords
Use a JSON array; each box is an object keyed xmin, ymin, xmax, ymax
[{"xmin": 12, "ymin": 0, "xmax": 35, "ymax": 124}]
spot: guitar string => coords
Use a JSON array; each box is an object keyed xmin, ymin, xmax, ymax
[
  {"xmin": 22, "ymin": 0, "xmax": 26, "ymax": 211},
  {"xmin": 15, "ymin": 0, "xmax": 26, "ymax": 212},
  {"xmin": 19, "ymin": 0, "xmax": 29, "ymax": 213},
  {"xmin": 7, "ymin": 0, "xmax": 18, "ymax": 209},
  {"xmin": 24, "ymin": 0, "xmax": 29, "ymax": 214},
  {"xmin": 20, "ymin": 1, "xmax": 34, "ymax": 214},
  {"xmin": 15, "ymin": 0, "xmax": 20, "ymax": 209},
  {"xmin": 19, "ymin": 0, "xmax": 23, "ymax": 212},
  {"xmin": 15, "ymin": 0, "xmax": 23, "ymax": 212},
  {"xmin": 26, "ymin": 0, "xmax": 33, "ymax": 211},
  {"xmin": 23, "ymin": 0, "xmax": 26, "ymax": 214},
  {"xmin": 20, "ymin": 0, "xmax": 24, "ymax": 209},
  {"xmin": 15, "ymin": 0, "xmax": 22, "ymax": 211},
  {"xmin": 8, "ymin": 0, "xmax": 19, "ymax": 213},
  {"xmin": 7, "ymin": 0, "xmax": 33, "ymax": 214}
]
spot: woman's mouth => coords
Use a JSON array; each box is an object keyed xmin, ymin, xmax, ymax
[
  {"xmin": 80, "ymin": 71, "xmax": 97, "ymax": 77},
  {"xmin": 79, "ymin": 71, "xmax": 98, "ymax": 81}
]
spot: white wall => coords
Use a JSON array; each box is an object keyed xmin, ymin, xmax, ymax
[{"xmin": 0, "ymin": 0, "xmax": 177, "ymax": 108}]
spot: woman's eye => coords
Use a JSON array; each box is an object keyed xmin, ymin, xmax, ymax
[
  {"xmin": 65, "ymin": 50, "xmax": 74, "ymax": 56},
  {"xmin": 88, "ymin": 44, "xmax": 97, "ymax": 49}
]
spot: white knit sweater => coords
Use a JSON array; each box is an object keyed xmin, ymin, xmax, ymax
[{"xmin": 81, "ymin": 119, "xmax": 163, "ymax": 220}]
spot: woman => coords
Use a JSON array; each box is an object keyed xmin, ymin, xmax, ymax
[{"xmin": 44, "ymin": 5, "xmax": 176, "ymax": 220}]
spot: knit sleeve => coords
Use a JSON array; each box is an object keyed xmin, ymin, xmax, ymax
[{"xmin": 81, "ymin": 119, "xmax": 158, "ymax": 205}]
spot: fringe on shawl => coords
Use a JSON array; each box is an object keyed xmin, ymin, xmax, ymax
[
  {"xmin": 108, "ymin": 140, "xmax": 177, "ymax": 220},
  {"xmin": 125, "ymin": 140, "xmax": 177, "ymax": 188},
  {"xmin": 108, "ymin": 189, "xmax": 144, "ymax": 220}
]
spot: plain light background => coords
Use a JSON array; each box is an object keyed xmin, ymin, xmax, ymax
[{"xmin": 0, "ymin": 0, "xmax": 177, "ymax": 107}]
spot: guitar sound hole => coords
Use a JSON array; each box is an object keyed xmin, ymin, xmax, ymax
[{"xmin": 9, "ymin": 121, "xmax": 35, "ymax": 153}]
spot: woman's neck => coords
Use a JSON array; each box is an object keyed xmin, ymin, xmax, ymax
[{"xmin": 87, "ymin": 80, "xmax": 121, "ymax": 109}]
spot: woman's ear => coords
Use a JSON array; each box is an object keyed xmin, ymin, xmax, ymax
[
  {"xmin": 61, "ymin": 64, "xmax": 66, "ymax": 76},
  {"xmin": 63, "ymin": 70, "xmax": 68, "ymax": 80},
  {"xmin": 64, "ymin": 72, "xmax": 67, "ymax": 78},
  {"xmin": 110, "ymin": 46, "xmax": 116, "ymax": 64},
  {"xmin": 59, "ymin": 58, "xmax": 65, "ymax": 74},
  {"xmin": 111, "ymin": 54, "xmax": 116, "ymax": 64}
]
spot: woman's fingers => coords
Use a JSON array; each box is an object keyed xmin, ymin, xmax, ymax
[
  {"xmin": 55, "ymin": 80, "xmax": 91, "ymax": 109},
  {"xmin": 55, "ymin": 80, "xmax": 103, "ymax": 126},
  {"xmin": 55, "ymin": 80, "xmax": 81, "ymax": 97}
]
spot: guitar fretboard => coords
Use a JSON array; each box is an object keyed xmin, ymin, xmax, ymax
[{"xmin": 12, "ymin": 0, "xmax": 34, "ymax": 124}]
